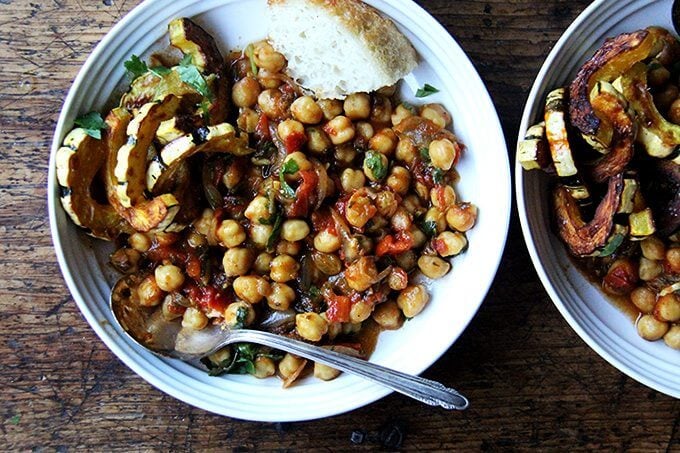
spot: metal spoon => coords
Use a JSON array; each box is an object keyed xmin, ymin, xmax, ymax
[{"xmin": 110, "ymin": 276, "xmax": 469, "ymax": 410}]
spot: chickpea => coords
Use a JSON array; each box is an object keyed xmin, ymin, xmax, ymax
[
  {"xmin": 375, "ymin": 190, "xmax": 398, "ymax": 217},
  {"xmin": 281, "ymin": 219, "xmax": 310, "ymax": 242},
  {"xmin": 602, "ymin": 258, "xmax": 638, "ymax": 296},
  {"xmin": 276, "ymin": 240, "xmax": 302, "ymax": 256},
  {"xmin": 418, "ymin": 255, "xmax": 451, "ymax": 279},
  {"xmin": 250, "ymin": 223, "xmax": 274, "ymax": 249},
  {"xmin": 345, "ymin": 189, "xmax": 377, "ymax": 228},
  {"xmin": 647, "ymin": 63, "xmax": 671, "ymax": 87},
  {"xmin": 277, "ymin": 120, "xmax": 307, "ymax": 151},
  {"xmin": 208, "ymin": 347, "xmax": 231, "ymax": 366},
  {"xmin": 154, "ymin": 264, "xmax": 185, "ymax": 292},
  {"xmin": 388, "ymin": 267, "xmax": 409, "ymax": 291},
  {"xmin": 425, "ymin": 207, "xmax": 447, "ymax": 234},
  {"xmin": 343, "ymin": 93, "xmax": 371, "ymax": 120},
  {"xmin": 279, "ymin": 353, "xmax": 305, "ymax": 379},
  {"xmin": 666, "ymin": 247, "xmax": 680, "ymax": 273},
  {"xmin": 181, "ymin": 307, "xmax": 209, "ymax": 330},
  {"xmin": 237, "ymin": 107, "xmax": 259, "ymax": 133},
  {"xmin": 327, "ymin": 318, "xmax": 342, "ymax": 340},
  {"xmin": 630, "ymin": 286, "xmax": 657, "ymax": 313},
  {"xmin": 257, "ymin": 89, "xmax": 290, "ymax": 120},
  {"xmin": 222, "ymin": 160, "xmax": 243, "ymax": 190},
  {"xmin": 253, "ymin": 252, "xmax": 273, "ymax": 274},
  {"xmin": 296, "ymin": 312, "xmax": 329, "ymax": 341},
  {"xmin": 430, "ymin": 185, "xmax": 457, "ymax": 210},
  {"xmin": 323, "ymin": 116, "xmax": 356, "ymax": 145},
  {"xmin": 290, "ymin": 96, "xmax": 323, "ymax": 124},
  {"xmin": 137, "ymin": 275, "xmax": 164, "ymax": 307},
  {"xmin": 395, "ymin": 138, "xmax": 417, "ymax": 164},
  {"xmin": 420, "ymin": 103, "xmax": 452, "ymax": 128},
  {"xmin": 668, "ymin": 98, "xmax": 680, "ymax": 124},
  {"xmin": 663, "ymin": 325, "xmax": 680, "ymax": 350},
  {"xmin": 363, "ymin": 151, "xmax": 388, "ymax": 182},
  {"xmin": 334, "ymin": 144, "xmax": 357, "ymax": 165},
  {"xmin": 369, "ymin": 128, "xmax": 398, "ymax": 155},
  {"xmin": 391, "ymin": 103, "xmax": 414, "ymax": 126},
  {"xmin": 187, "ymin": 231, "xmax": 207, "ymax": 249},
  {"xmin": 253, "ymin": 41, "xmax": 286, "ymax": 73},
  {"xmin": 403, "ymin": 194, "xmax": 425, "ymax": 217},
  {"xmin": 152, "ymin": 232, "xmax": 179, "ymax": 247},
  {"xmin": 340, "ymin": 168, "xmax": 366, "ymax": 192},
  {"xmin": 640, "ymin": 236, "xmax": 666, "ymax": 261},
  {"xmin": 245, "ymin": 195, "xmax": 271, "ymax": 223},
  {"xmin": 345, "ymin": 257, "xmax": 378, "ymax": 292},
  {"xmin": 395, "ymin": 250, "xmax": 417, "ymax": 271},
  {"xmin": 161, "ymin": 295, "xmax": 185, "ymax": 321},
  {"xmin": 654, "ymin": 84, "xmax": 679, "ymax": 113},
  {"xmin": 193, "ymin": 208, "xmax": 218, "ymax": 245},
  {"xmin": 314, "ymin": 229, "xmax": 341, "ymax": 253},
  {"xmin": 429, "ymin": 138, "xmax": 457, "ymax": 171},
  {"xmin": 283, "ymin": 151, "xmax": 312, "ymax": 174},
  {"xmin": 397, "ymin": 285, "xmax": 430, "ymax": 318},
  {"xmin": 256, "ymin": 69, "xmax": 282, "ymax": 89},
  {"xmin": 446, "ymin": 202, "xmax": 478, "ymax": 232},
  {"xmin": 306, "ymin": 127, "xmax": 332, "ymax": 154},
  {"xmin": 387, "ymin": 166, "xmax": 410, "ymax": 195},
  {"xmin": 314, "ymin": 362, "xmax": 341, "ymax": 381},
  {"xmin": 654, "ymin": 293, "xmax": 680, "ymax": 322},
  {"xmin": 636, "ymin": 314, "xmax": 669, "ymax": 341},
  {"xmin": 370, "ymin": 95, "xmax": 392, "ymax": 125},
  {"xmin": 270, "ymin": 254, "xmax": 299, "ymax": 282},
  {"xmin": 355, "ymin": 121, "xmax": 375, "ymax": 141},
  {"xmin": 267, "ymin": 282, "xmax": 295, "ymax": 311},
  {"xmin": 128, "ymin": 232, "xmax": 151, "ymax": 252},
  {"xmin": 224, "ymin": 301, "xmax": 256, "ymax": 327},
  {"xmin": 222, "ymin": 247, "xmax": 254, "ymax": 277},
  {"xmin": 410, "ymin": 226, "xmax": 428, "ymax": 248},
  {"xmin": 317, "ymin": 99, "xmax": 344, "ymax": 121},
  {"xmin": 349, "ymin": 300, "xmax": 373, "ymax": 323},
  {"xmin": 414, "ymin": 181, "xmax": 430, "ymax": 200},
  {"xmin": 372, "ymin": 301, "xmax": 404, "ymax": 330},
  {"xmin": 216, "ymin": 219, "xmax": 247, "ymax": 248},
  {"xmin": 639, "ymin": 257, "xmax": 663, "ymax": 281},
  {"xmin": 232, "ymin": 77, "xmax": 261, "ymax": 108},
  {"xmin": 233, "ymin": 276, "xmax": 271, "ymax": 304},
  {"xmin": 252, "ymin": 356, "xmax": 276, "ymax": 379},
  {"xmin": 434, "ymin": 231, "xmax": 467, "ymax": 257}
]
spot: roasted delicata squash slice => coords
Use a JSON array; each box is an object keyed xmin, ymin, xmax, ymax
[
  {"xmin": 569, "ymin": 27, "xmax": 663, "ymax": 151},
  {"xmin": 553, "ymin": 173, "xmax": 624, "ymax": 257},
  {"xmin": 105, "ymin": 107, "xmax": 133, "ymax": 213},
  {"xmin": 146, "ymin": 123, "xmax": 252, "ymax": 192},
  {"xmin": 120, "ymin": 69, "xmax": 203, "ymax": 111},
  {"xmin": 588, "ymin": 81, "xmax": 636, "ymax": 183},
  {"xmin": 115, "ymin": 95, "xmax": 182, "ymax": 208},
  {"xmin": 518, "ymin": 121, "xmax": 551, "ymax": 171},
  {"xmin": 56, "ymin": 128, "xmax": 131, "ymax": 240},
  {"xmin": 618, "ymin": 62, "xmax": 680, "ymax": 158},
  {"xmin": 168, "ymin": 18, "xmax": 224, "ymax": 75}
]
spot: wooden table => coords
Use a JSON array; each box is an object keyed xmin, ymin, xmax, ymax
[{"xmin": 1, "ymin": 0, "xmax": 678, "ymax": 450}]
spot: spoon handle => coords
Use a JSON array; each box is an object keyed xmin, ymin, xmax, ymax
[{"xmin": 227, "ymin": 330, "xmax": 469, "ymax": 410}]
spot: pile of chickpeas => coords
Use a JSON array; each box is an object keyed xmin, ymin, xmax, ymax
[{"xmin": 112, "ymin": 39, "xmax": 477, "ymax": 382}]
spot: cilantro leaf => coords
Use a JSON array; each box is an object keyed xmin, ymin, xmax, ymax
[
  {"xmin": 75, "ymin": 112, "xmax": 107, "ymax": 140},
  {"xmin": 233, "ymin": 306, "xmax": 249, "ymax": 329},
  {"xmin": 279, "ymin": 159, "xmax": 300, "ymax": 198},
  {"xmin": 266, "ymin": 213, "xmax": 283, "ymax": 251},
  {"xmin": 432, "ymin": 168, "xmax": 445, "ymax": 185},
  {"xmin": 364, "ymin": 151, "xmax": 387, "ymax": 180},
  {"xmin": 245, "ymin": 44, "xmax": 258, "ymax": 76},
  {"xmin": 401, "ymin": 102, "xmax": 417, "ymax": 115},
  {"xmin": 415, "ymin": 83, "xmax": 440, "ymax": 98},
  {"xmin": 149, "ymin": 65, "xmax": 172, "ymax": 78},
  {"xmin": 419, "ymin": 147, "xmax": 431, "ymax": 163},
  {"xmin": 421, "ymin": 220, "xmax": 437, "ymax": 237},
  {"xmin": 177, "ymin": 54, "xmax": 213, "ymax": 100},
  {"xmin": 124, "ymin": 54, "xmax": 148, "ymax": 79},
  {"xmin": 198, "ymin": 99, "xmax": 211, "ymax": 123}
]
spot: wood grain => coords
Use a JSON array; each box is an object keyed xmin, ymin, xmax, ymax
[{"xmin": 0, "ymin": 0, "xmax": 678, "ymax": 450}]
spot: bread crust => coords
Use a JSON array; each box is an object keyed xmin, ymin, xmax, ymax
[{"xmin": 268, "ymin": 0, "xmax": 417, "ymax": 81}]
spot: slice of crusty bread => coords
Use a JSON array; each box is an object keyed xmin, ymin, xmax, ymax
[{"xmin": 267, "ymin": 0, "xmax": 418, "ymax": 99}]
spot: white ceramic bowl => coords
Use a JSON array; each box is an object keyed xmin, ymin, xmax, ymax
[
  {"xmin": 517, "ymin": 0, "xmax": 680, "ymax": 398},
  {"xmin": 49, "ymin": 0, "xmax": 510, "ymax": 420}
]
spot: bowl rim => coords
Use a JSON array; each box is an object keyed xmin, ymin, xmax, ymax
[
  {"xmin": 515, "ymin": 0, "xmax": 680, "ymax": 398},
  {"xmin": 48, "ymin": 0, "xmax": 511, "ymax": 420}
]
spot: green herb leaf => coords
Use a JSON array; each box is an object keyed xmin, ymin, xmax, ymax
[
  {"xmin": 75, "ymin": 112, "xmax": 107, "ymax": 140},
  {"xmin": 421, "ymin": 220, "xmax": 437, "ymax": 237},
  {"xmin": 149, "ymin": 65, "xmax": 172, "ymax": 78},
  {"xmin": 401, "ymin": 102, "xmax": 417, "ymax": 115},
  {"xmin": 415, "ymin": 83, "xmax": 440, "ymax": 98},
  {"xmin": 234, "ymin": 306, "xmax": 249, "ymax": 329},
  {"xmin": 245, "ymin": 44, "xmax": 258, "ymax": 76},
  {"xmin": 279, "ymin": 159, "xmax": 300, "ymax": 198},
  {"xmin": 198, "ymin": 99, "xmax": 211, "ymax": 123},
  {"xmin": 419, "ymin": 147, "xmax": 431, "ymax": 163},
  {"xmin": 124, "ymin": 54, "xmax": 148, "ymax": 79},
  {"xmin": 266, "ymin": 213, "xmax": 283, "ymax": 251},
  {"xmin": 364, "ymin": 151, "xmax": 387, "ymax": 180},
  {"xmin": 432, "ymin": 168, "xmax": 445, "ymax": 185},
  {"xmin": 8, "ymin": 414, "xmax": 20, "ymax": 425},
  {"xmin": 177, "ymin": 54, "xmax": 213, "ymax": 101}
]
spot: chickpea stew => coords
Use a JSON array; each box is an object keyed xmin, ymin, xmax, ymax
[
  {"xmin": 519, "ymin": 26, "xmax": 680, "ymax": 350},
  {"xmin": 56, "ymin": 18, "xmax": 477, "ymax": 384}
]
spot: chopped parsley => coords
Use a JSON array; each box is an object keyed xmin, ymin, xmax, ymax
[
  {"xmin": 415, "ymin": 83, "xmax": 440, "ymax": 98},
  {"xmin": 421, "ymin": 220, "xmax": 437, "ymax": 237},
  {"xmin": 74, "ymin": 112, "xmax": 107, "ymax": 140},
  {"xmin": 419, "ymin": 147, "xmax": 431, "ymax": 163},
  {"xmin": 124, "ymin": 54, "xmax": 148, "ymax": 79},
  {"xmin": 364, "ymin": 151, "xmax": 387, "ymax": 180},
  {"xmin": 266, "ymin": 213, "xmax": 283, "ymax": 251},
  {"xmin": 432, "ymin": 168, "xmax": 445, "ymax": 185},
  {"xmin": 279, "ymin": 159, "xmax": 300, "ymax": 198},
  {"xmin": 177, "ymin": 54, "xmax": 213, "ymax": 100},
  {"xmin": 233, "ymin": 306, "xmax": 249, "ymax": 329},
  {"xmin": 149, "ymin": 65, "xmax": 172, "ymax": 78}
]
